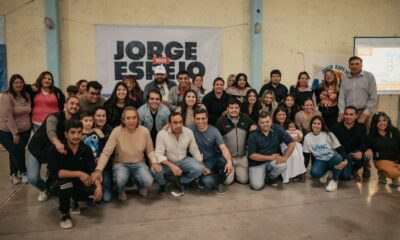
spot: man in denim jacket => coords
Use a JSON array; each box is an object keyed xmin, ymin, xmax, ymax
[{"xmin": 138, "ymin": 89, "xmax": 171, "ymax": 145}]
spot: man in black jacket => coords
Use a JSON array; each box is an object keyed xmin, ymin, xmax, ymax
[
  {"xmin": 48, "ymin": 119, "xmax": 102, "ymax": 229},
  {"xmin": 27, "ymin": 96, "xmax": 80, "ymax": 202},
  {"xmin": 331, "ymin": 106, "xmax": 369, "ymax": 182},
  {"xmin": 259, "ymin": 69, "xmax": 288, "ymax": 103},
  {"xmin": 202, "ymin": 77, "xmax": 231, "ymax": 125}
]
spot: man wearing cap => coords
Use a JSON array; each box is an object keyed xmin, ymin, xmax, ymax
[{"xmin": 143, "ymin": 65, "xmax": 177, "ymax": 105}]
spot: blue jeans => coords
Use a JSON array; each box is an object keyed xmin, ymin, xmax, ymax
[
  {"xmin": 102, "ymin": 170, "xmax": 113, "ymax": 202},
  {"xmin": 249, "ymin": 161, "xmax": 287, "ymax": 190},
  {"xmin": 340, "ymin": 153, "xmax": 368, "ymax": 181},
  {"xmin": 0, "ymin": 129, "xmax": 30, "ymax": 175},
  {"xmin": 153, "ymin": 157, "xmax": 204, "ymax": 186},
  {"xmin": 311, "ymin": 153, "xmax": 343, "ymax": 181},
  {"xmin": 112, "ymin": 162, "xmax": 154, "ymax": 193},
  {"xmin": 26, "ymin": 151, "xmax": 47, "ymax": 191},
  {"xmin": 200, "ymin": 156, "xmax": 227, "ymax": 189}
]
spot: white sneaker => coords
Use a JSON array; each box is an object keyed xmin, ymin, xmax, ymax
[
  {"xmin": 10, "ymin": 174, "xmax": 21, "ymax": 185},
  {"xmin": 319, "ymin": 171, "xmax": 331, "ymax": 184},
  {"xmin": 20, "ymin": 172, "xmax": 29, "ymax": 184},
  {"xmin": 170, "ymin": 190, "xmax": 184, "ymax": 197},
  {"xmin": 38, "ymin": 191, "xmax": 49, "ymax": 202},
  {"xmin": 60, "ymin": 214, "xmax": 73, "ymax": 229},
  {"xmin": 326, "ymin": 180, "xmax": 338, "ymax": 192}
]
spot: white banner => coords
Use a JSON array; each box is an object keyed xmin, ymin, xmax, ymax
[
  {"xmin": 95, "ymin": 25, "xmax": 221, "ymax": 95},
  {"xmin": 304, "ymin": 52, "xmax": 350, "ymax": 89}
]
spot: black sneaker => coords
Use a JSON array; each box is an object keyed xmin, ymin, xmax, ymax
[
  {"xmin": 177, "ymin": 181, "xmax": 187, "ymax": 193},
  {"xmin": 169, "ymin": 182, "xmax": 185, "ymax": 197},
  {"xmin": 60, "ymin": 214, "xmax": 73, "ymax": 229},
  {"xmin": 362, "ymin": 167, "xmax": 371, "ymax": 180},
  {"xmin": 158, "ymin": 185, "xmax": 167, "ymax": 195},
  {"xmin": 267, "ymin": 178, "xmax": 283, "ymax": 189}
]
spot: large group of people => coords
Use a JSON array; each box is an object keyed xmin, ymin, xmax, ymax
[{"xmin": 0, "ymin": 56, "xmax": 399, "ymax": 230}]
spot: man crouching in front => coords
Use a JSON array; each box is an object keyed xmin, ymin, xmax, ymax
[{"xmin": 47, "ymin": 119, "xmax": 102, "ymax": 229}]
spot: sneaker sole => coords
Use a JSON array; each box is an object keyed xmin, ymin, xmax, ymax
[
  {"xmin": 60, "ymin": 223, "xmax": 73, "ymax": 229},
  {"xmin": 170, "ymin": 191, "xmax": 184, "ymax": 197},
  {"xmin": 11, "ymin": 179, "xmax": 22, "ymax": 185},
  {"xmin": 70, "ymin": 209, "xmax": 81, "ymax": 215}
]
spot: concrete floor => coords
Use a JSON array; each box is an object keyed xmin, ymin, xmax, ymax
[{"xmin": 0, "ymin": 150, "xmax": 399, "ymax": 240}]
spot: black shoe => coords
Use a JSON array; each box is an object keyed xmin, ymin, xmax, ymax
[
  {"xmin": 70, "ymin": 200, "xmax": 81, "ymax": 215},
  {"xmin": 299, "ymin": 173, "xmax": 306, "ymax": 183},
  {"xmin": 267, "ymin": 178, "xmax": 283, "ymax": 189},
  {"xmin": 362, "ymin": 167, "xmax": 371, "ymax": 179},
  {"xmin": 158, "ymin": 185, "xmax": 167, "ymax": 195},
  {"xmin": 70, "ymin": 203, "xmax": 81, "ymax": 215},
  {"xmin": 178, "ymin": 182, "xmax": 187, "ymax": 193},
  {"xmin": 170, "ymin": 183, "xmax": 185, "ymax": 197}
]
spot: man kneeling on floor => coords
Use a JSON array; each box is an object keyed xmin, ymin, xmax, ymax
[
  {"xmin": 247, "ymin": 111, "xmax": 295, "ymax": 190},
  {"xmin": 48, "ymin": 119, "xmax": 102, "ymax": 229},
  {"xmin": 189, "ymin": 108, "xmax": 233, "ymax": 193},
  {"xmin": 153, "ymin": 112, "xmax": 205, "ymax": 195}
]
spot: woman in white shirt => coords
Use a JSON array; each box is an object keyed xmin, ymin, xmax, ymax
[{"xmin": 303, "ymin": 116, "xmax": 347, "ymax": 192}]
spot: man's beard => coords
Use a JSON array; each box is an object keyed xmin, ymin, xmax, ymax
[{"xmin": 155, "ymin": 77, "xmax": 165, "ymax": 84}]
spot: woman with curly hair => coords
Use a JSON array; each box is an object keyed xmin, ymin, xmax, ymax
[{"xmin": 122, "ymin": 75, "xmax": 144, "ymax": 109}]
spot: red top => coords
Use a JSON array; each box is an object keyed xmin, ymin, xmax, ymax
[{"xmin": 31, "ymin": 92, "xmax": 59, "ymax": 124}]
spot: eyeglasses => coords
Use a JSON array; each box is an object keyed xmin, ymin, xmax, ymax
[{"xmin": 89, "ymin": 92, "xmax": 100, "ymax": 96}]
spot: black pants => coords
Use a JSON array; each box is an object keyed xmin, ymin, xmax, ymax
[
  {"xmin": 304, "ymin": 153, "xmax": 316, "ymax": 168},
  {"xmin": 56, "ymin": 179, "xmax": 93, "ymax": 214},
  {"xmin": 0, "ymin": 129, "xmax": 31, "ymax": 175},
  {"xmin": 319, "ymin": 105, "xmax": 339, "ymax": 130}
]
